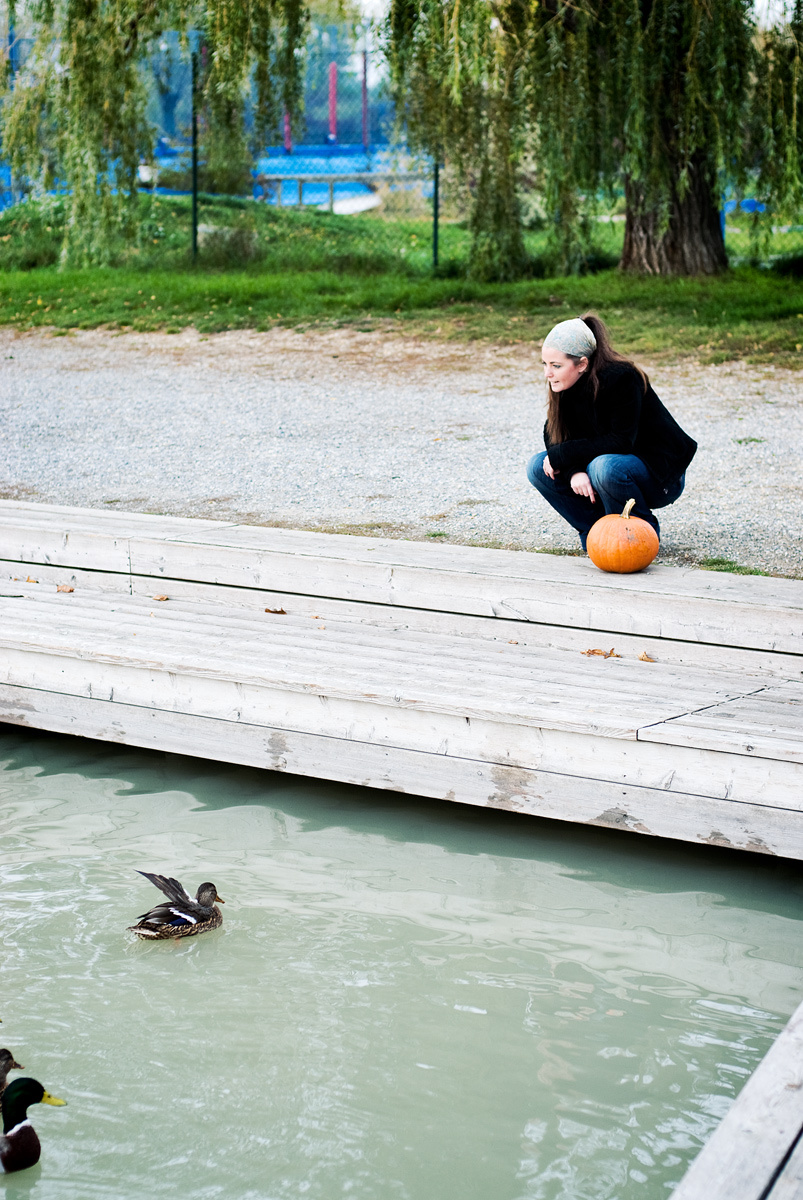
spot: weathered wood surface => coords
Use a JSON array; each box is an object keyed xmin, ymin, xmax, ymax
[
  {"xmin": 1, "ymin": 580, "xmax": 802, "ymax": 856},
  {"xmin": 1, "ymin": 501, "xmax": 801, "ymax": 660},
  {"xmin": 768, "ymin": 1132, "xmax": 803, "ymax": 1199},
  {"xmin": 670, "ymin": 997, "xmax": 803, "ymax": 1199},
  {"xmin": 5, "ymin": 683, "xmax": 803, "ymax": 858},
  {"xmin": 1, "ymin": 501, "xmax": 802, "ymax": 858}
]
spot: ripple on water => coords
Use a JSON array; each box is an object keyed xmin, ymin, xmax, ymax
[{"xmin": 1, "ymin": 728, "xmax": 802, "ymax": 1200}]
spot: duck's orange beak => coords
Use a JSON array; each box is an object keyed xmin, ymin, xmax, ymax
[{"xmin": 215, "ymin": 895, "xmax": 225, "ymax": 904}]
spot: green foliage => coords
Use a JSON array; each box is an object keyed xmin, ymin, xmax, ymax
[
  {"xmin": 387, "ymin": 1, "xmax": 803, "ymax": 277},
  {"xmin": 0, "ymin": 192, "xmax": 627, "ymax": 277},
  {"xmin": 700, "ymin": 557, "xmax": 768, "ymax": 576},
  {"xmin": 1, "ymin": 0, "xmax": 307, "ymax": 266},
  {"xmin": 1, "ymin": 203, "xmax": 802, "ymax": 367}
]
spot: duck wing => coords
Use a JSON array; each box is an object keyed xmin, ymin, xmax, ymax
[{"xmin": 133, "ymin": 872, "xmax": 210, "ymax": 928}]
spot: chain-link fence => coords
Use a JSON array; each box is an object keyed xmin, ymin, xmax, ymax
[
  {"xmin": 137, "ymin": 25, "xmax": 444, "ymax": 275},
  {"xmin": 3, "ymin": 19, "xmax": 803, "ymax": 276}
]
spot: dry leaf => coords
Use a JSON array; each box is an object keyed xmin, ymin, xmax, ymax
[
  {"xmin": 639, "ymin": 651, "xmax": 657, "ymax": 662},
  {"xmin": 26, "ymin": 576, "xmax": 38, "ymax": 584},
  {"xmin": 508, "ymin": 640, "xmax": 518, "ymax": 645},
  {"xmin": 56, "ymin": 584, "xmax": 74, "ymax": 593},
  {"xmin": 265, "ymin": 607, "xmax": 287, "ymax": 615},
  {"xmin": 153, "ymin": 594, "xmax": 169, "ymax": 602},
  {"xmin": 582, "ymin": 648, "xmax": 621, "ymax": 658}
]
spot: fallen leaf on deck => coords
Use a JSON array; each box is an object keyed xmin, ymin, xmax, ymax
[
  {"xmin": 639, "ymin": 651, "xmax": 657, "ymax": 662},
  {"xmin": 265, "ymin": 607, "xmax": 287, "ymax": 614},
  {"xmin": 582, "ymin": 648, "xmax": 621, "ymax": 658},
  {"xmin": 56, "ymin": 584, "xmax": 74, "ymax": 593},
  {"xmin": 153, "ymin": 594, "xmax": 169, "ymax": 601},
  {"xmin": 26, "ymin": 576, "xmax": 38, "ymax": 584},
  {"xmin": 508, "ymin": 640, "xmax": 518, "ymax": 645}
]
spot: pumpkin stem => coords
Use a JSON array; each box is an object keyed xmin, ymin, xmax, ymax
[{"xmin": 622, "ymin": 498, "xmax": 636, "ymax": 519}]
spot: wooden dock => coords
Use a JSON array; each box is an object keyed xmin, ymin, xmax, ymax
[
  {"xmin": 0, "ymin": 499, "xmax": 801, "ymax": 858},
  {"xmin": 671, "ymin": 995, "xmax": 803, "ymax": 1199}
]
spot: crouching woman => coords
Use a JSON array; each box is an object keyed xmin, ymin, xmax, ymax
[{"xmin": 526, "ymin": 314, "xmax": 697, "ymax": 551}]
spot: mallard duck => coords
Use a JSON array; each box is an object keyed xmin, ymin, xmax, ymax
[
  {"xmin": 127, "ymin": 871, "xmax": 225, "ymax": 940},
  {"xmin": 1, "ymin": 1077, "xmax": 66, "ymax": 1173},
  {"xmin": 0, "ymin": 1051, "xmax": 22, "ymax": 1097}
]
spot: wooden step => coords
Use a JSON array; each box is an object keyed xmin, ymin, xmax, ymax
[
  {"xmin": 1, "ymin": 501, "xmax": 802, "ymax": 675},
  {"xmin": 1, "ymin": 580, "xmax": 801, "ymax": 858}
]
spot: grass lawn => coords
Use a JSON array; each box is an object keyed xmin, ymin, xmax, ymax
[{"xmin": 1, "ymin": 194, "xmax": 802, "ymax": 364}]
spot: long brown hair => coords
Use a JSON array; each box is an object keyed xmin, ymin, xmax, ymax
[{"xmin": 545, "ymin": 312, "xmax": 649, "ymax": 445}]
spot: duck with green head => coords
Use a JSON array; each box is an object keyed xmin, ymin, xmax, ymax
[{"xmin": 1, "ymin": 1078, "xmax": 66, "ymax": 1173}]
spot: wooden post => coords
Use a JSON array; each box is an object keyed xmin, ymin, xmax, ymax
[
  {"xmin": 362, "ymin": 49, "xmax": 369, "ymax": 150},
  {"xmin": 328, "ymin": 62, "xmax": 338, "ymax": 143},
  {"xmin": 297, "ymin": 178, "xmax": 303, "ymax": 207},
  {"xmin": 432, "ymin": 160, "xmax": 440, "ymax": 271},
  {"xmin": 328, "ymin": 179, "xmax": 334, "ymax": 213},
  {"xmin": 191, "ymin": 50, "xmax": 199, "ymax": 263}
]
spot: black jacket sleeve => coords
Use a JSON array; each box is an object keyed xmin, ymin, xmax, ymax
[{"xmin": 546, "ymin": 370, "xmax": 644, "ymax": 475}]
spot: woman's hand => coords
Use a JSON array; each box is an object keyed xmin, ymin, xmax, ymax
[
  {"xmin": 570, "ymin": 471, "xmax": 596, "ymax": 503},
  {"xmin": 543, "ymin": 457, "xmax": 557, "ymax": 480}
]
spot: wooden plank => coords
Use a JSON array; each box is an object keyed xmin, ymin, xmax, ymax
[
  {"xmin": 128, "ymin": 532, "xmax": 802, "ymax": 652},
  {"xmin": 2, "ymin": 501, "xmax": 801, "ymax": 653},
  {"xmin": 642, "ymin": 683, "xmax": 803, "ymax": 763},
  {"xmin": 767, "ymin": 1131, "xmax": 803, "ymax": 1199},
  {"xmin": 1, "ymin": 594, "xmax": 802, "ymax": 811},
  {"xmin": 3, "ymin": 646, "xmax": 801, "ymax": 810},
  {"xmin": 0, "ymin": 588, "xmax": 770, "ymax": 737},
  {"xmin": 2, "ymin": 561, "xmax": 798, "ymax": 678},
  {"xmin": 1, "ymin": 585, "xmax": 766, "ymax": 715},
  {"xmin": 670, "ymin": 998, "xmax": 803, "ymax": 1199},
  {"xmin": 2, "ymin": 683, "xmax": 803, "ymax": 857}
]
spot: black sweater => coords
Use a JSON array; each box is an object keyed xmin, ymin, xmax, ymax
[{"xmin": 544, "ymin": 362, "xmax": 697, "ymax": 487}]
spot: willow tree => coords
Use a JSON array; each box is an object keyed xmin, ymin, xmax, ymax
[
  {"xmin": 388, "ymin": 0, "xmax": 801, "ymax": 277},
  {"xmin": 387, "ymin": 0, "xmax": 529, "ymax": 281},
  {"xmin": 0, "ymin": 0, "xmax": 307, "ymax": 265},
  {"xmin": 753, "ymin": 2, "xmax": 803, "ymax": 223},
  {"xmin": 590, "ymin": 0, "xmax": 756, "ymax": 274}
]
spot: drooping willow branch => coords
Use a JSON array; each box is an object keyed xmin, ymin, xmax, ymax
[
  {"xmin": 0, "ymin": 0, "xmax": 308, "ymax": 265},
  {"xmin": 387, "ymin": 0, "xmax": 803, "ymax": 278}
]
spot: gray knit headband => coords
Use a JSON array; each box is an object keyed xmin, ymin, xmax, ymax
[{"xmin": 543, "ymin": 318, "xmax": 597, "ymax": 359}]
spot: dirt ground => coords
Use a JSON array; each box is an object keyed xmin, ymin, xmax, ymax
[{"xmin": 1, "ymin": 325, "xmax": 801, "ymax": 575}]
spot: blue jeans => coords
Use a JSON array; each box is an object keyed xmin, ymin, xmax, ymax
[{"xmin": 526, "ymin": 452, "xmax": 685, "ymax": 550}]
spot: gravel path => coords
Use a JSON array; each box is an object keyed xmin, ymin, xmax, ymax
[{"xmin": 1, "ymin": 325, "xmax": 801, "ymax": 576}]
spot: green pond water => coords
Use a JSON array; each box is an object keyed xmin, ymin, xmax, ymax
[{"xmin": 1, "ymin": 727, "xmax": 802, "ymax": 1200}]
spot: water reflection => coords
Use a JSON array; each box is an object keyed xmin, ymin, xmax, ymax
[{"xmin": 1, "ymin": 726, "xmax": 801, "ymax": 1200}]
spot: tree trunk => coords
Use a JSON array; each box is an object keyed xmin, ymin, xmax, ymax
[
  {"xmin": 467, "ymin": 91, "xmax": 528, "ymax": 283},
  {"xmin": 620, "ymin": 156, "xmax": 727, "ymax": 275}
]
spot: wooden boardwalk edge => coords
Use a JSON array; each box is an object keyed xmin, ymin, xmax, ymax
[
  {"xmin": 670, "ymin": 998, "xmax": 803, "ymax": 1199},
  {"xmin": 3, "ymin": 683, "xmax": 802, "ymax": 858}
]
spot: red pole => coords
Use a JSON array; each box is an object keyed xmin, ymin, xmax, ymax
[
  {"xmin": 328, "ymin": 61, "xmax": 337, "ymax": 143},
  {"xmin": 362, "ymin": 49, "xmax": 368, "ymax": 149},
  {"xmin": 283, "ymin": 111, "xmax": 292, "ymax": 153}
]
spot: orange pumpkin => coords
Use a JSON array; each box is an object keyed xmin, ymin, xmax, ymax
[{"xmin": 586, "ymin": 498, "xmax": 659, "ymax": 573}]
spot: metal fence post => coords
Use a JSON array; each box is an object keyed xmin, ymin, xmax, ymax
[
  {"xmin": 191, "ymin": 50, "xmax": 199, "ymax": 262},
  {"xmin": 362, "ymin": 49, "xmax": 369, "ymax": 149},
  {"xmin": 432, "ymin": 160, "xmax": 440, "ymax": 271}
]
